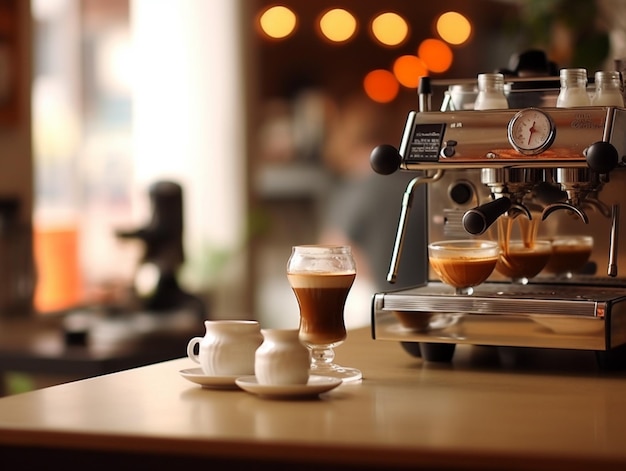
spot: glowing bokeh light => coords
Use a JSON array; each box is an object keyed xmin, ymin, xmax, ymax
[
  {"xmin": 363, "ymin": 69, "xmax": 399, "ymax": 103},
  {"xmin": 418, "ymin": 38, "xmax": 453, "ymax": 73},
  {"xmin": 258, "ymin": 5, "xmax": 297, "ymax": 39},
  {"xmin": 319, "ymin": 8, "xmax": 357, "ymax": 43},
  {"xmin": 393, "ymin": 55, "xmax": 428, "ymax": 88},
  {"xmin": 436, "ymin": 11, "xmax": 471, "ymax": 45},
  {"xmin": 371, "ymin": 12, "xmax": 409, "ymax": 47}
]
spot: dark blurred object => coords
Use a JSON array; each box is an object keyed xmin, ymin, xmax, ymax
[
  {"xmin": 0, "ymin": 197, "xmax": 35, "ymax": 317},
  {"xmin": 497, "ymin": 49, "xmax": 560, "ymax": 108},
  {"xmin": 117, "ymin": 181, "xmax": 206, "ymax": 320},
  {"xmin": 117, "ymin": 181, "xmax": 184, "ymax": 271},
  {"xmin": 506, "ymin": 49, "xmax": 559, "ymax": 77}
]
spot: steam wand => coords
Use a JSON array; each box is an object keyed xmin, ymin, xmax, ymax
[
  {"xmin": 386, "ymin": 171, "xmax": 444, "ymax": 283},
  {"xmin": 369, "ymin": 139, "xmax": 445, "ymax": 283}
]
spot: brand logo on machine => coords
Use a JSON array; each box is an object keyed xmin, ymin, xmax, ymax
[{"xmin": 570, "ymin": 112, "xmax": 604, "ymax": 129}]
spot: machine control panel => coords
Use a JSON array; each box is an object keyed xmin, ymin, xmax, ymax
[{"xmin": 398, "ymin": 107, "xmax": 616, "ymax": 169}]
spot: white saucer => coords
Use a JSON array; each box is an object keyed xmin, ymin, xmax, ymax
[
  {"xmin": 179, "ymin": 368, "xmax": 241, "ymax": 389},
  {"xmin": 235, "ymin": 375, "xmax": 342, "ymax": 399}
]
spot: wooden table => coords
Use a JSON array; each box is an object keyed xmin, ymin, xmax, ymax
[{"xmin": 0, "ymin": 326, "xmax": 626, "ymax": 470}]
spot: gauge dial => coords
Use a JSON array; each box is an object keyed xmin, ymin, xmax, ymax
[{"xmin": 507, "ymin": 108, "xmax": 556, "ymax": 155}]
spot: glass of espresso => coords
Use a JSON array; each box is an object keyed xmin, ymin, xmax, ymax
[
  {"xmin": 287, "ymin": 245, "xmax": 361, "ymax": 382},
  {"xmin": 496, "ymin": 239, "xmax": 552, "ymax": 284},
  {"xmin": 428, "ymin": 240, "xmax": 499, "ymax": 295},
  {"xmin": 543, "ymin": 235, "xmax": 593, "ymax": 278}
]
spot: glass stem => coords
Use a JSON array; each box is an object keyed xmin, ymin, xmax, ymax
[
  {"xmin": 309, "ymin": 345, "xmax": 335, "ymax": 368},
  {"xmin": 455, "ymin": 287, "xmax": 474, "ymax": 295}
]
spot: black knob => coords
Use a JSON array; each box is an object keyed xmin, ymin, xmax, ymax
[
  {"xmin": 462, "ymin": 197, "xmax": 511, "ymax": 235},
  {"xmin": 370, "ymin": 144, "xmax": 401, "ymax": 175},
  {"xmin": 449, "ymin": 182, "xmax": 473, "ymax": 205},
  {"xmin": 585, "ymin": 141, "xmax": 619, "ymax": 174}
]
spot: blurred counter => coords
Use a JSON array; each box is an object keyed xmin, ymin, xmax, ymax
[
  {"xmin": 0, "ymin": 310, "xmax": 200, "ymax": 395},
  {"xmin": 0, "ymin": 327, "xmax": 626, "ymax": 470}
]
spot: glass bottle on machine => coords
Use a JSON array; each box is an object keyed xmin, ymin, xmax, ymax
[
  {"xmin": 591, "ymin": 70, "xmax": 624, "ymax": 106},
  {"xmin": 556, "ymin": 68, "xmax": 591, "ymax": 107},
  {"xmin": 474, "ymin": 73, "xmax": 509, "ymax": 110}
]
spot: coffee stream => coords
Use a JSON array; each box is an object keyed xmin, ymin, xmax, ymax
[
  {"xmin": 497, "ymin": 213, "xmax": 541, "ymax": 253},
  {"xmin": 496, "ymin": 213, "xmax": 547, "ymax": 280}
]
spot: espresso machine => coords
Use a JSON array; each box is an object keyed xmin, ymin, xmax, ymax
[{"xmin": 370, "ymin": 77, "xmax": 626, "ymax": 368}]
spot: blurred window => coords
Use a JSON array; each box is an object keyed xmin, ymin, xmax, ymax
[{"xmin": 31, "ymin": 0, "xmax": 247, "ymax": 316}]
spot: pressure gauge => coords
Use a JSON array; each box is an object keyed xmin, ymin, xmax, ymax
[{"xmin": 507, "ymin": 108, "xmax": 556, "ymax": 155}]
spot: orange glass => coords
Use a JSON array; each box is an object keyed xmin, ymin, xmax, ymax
[{"xmin": 33, "ymin": 226, "xmax": 82, "ymax": 313}]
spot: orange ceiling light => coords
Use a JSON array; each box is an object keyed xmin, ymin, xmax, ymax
[
  {"xmin": 371, "ymin": 12, "xmax": 409, "ymax": 47},
  {"xmin": 418, "ymin": 38, "xmax": 453, "ymax": 73},
  {"xmin": 258, "ymin": 5, "xmax": 297, "ymax": 39},
  {"xmin": 436, "ymin": 11, "xmax": 472, "ymax": 45},
  {"xmin": 393, "ymin": 55, "xmax": 428, "ymax": 88},
  {"xmin": 363, "ymin": 69, "xmax": 399, "ymax": 103},
  {"xmin": 318, "ymin": 8, "xmax": 357, "ymax": 43}
]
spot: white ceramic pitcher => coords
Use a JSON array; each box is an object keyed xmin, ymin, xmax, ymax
[
  {"xmin": 255, "ymin": 328, "xmax": 310, "ymax": 385},
  {"xmin": 187, "ymin": 320, "xmax": 262, "ymax": 376}
]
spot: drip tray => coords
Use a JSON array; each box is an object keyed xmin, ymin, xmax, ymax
[{"xmin": 372, "ymin": 282, "xmax": 626, "ymax": 351}]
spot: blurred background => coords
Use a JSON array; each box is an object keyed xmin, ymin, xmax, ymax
[{"xmin": 2, "ymin": 0, "xmax": 623, "ymax": 335}]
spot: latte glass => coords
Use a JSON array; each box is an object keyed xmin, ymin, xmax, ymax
[
  {"xmin": 428, "ymin": 240, "xmax": 499, "ymax": 295},
  {"xmin": 286, "ymin": 245, "xmax": 361, "ymax": 382}
]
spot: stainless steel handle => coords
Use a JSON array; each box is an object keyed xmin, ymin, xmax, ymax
[{"xmin": 387, "ymin": 170, "xmax": 443, "ymax": 283}]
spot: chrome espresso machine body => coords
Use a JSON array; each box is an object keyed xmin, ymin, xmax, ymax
[{"xmin": 370, "ymin": 79, "xmax": 626, "ymax": 367}]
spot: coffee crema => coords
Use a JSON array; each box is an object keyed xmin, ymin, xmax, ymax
[
  {"xmin": 288, "ymin": 272, "xmax": 355, "ymax": 345},
  {"xmin": 429, "ymin": 256, "xmax": 497, "ymax": 289}
]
